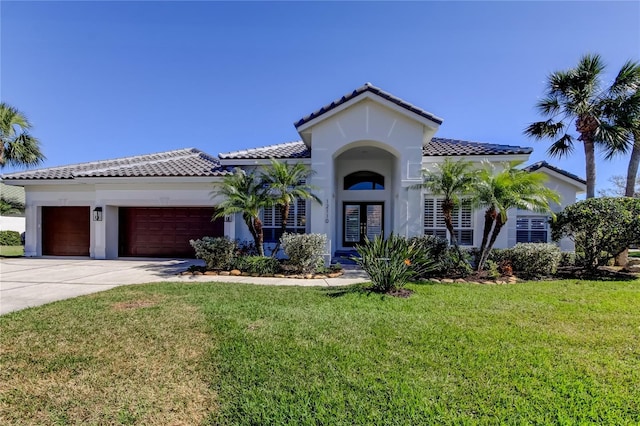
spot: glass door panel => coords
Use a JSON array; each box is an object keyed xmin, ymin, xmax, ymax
[
  {"xmin": 344, "ymin": 204, "xmax": 361, "ymax": 244},
  {"xmin": 343, "ymin": 202, "xmax": 384, "ymax": 246},
  {"xmin": 366, "ymin": 204, "xmax": 383, "ymax": 240}
]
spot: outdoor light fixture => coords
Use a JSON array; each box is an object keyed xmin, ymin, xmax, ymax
[
  {"xmin": 93, "ymin": 207, "xmax": 103, "ymax": 221},
  {"xmin": 224, "ymin": 215, "xmax": 233, "ymax": 223}
]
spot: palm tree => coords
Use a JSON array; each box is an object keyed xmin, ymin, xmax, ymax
[
  {"xmin": 412, "ymin": 157, "xmax": 478, "ymax": 255},
  {"xmin": 212, "ymin": 168, "xmax": 269, "ymax": 256},
  {"xmin": 524, "ymin": 54, "xmax": 640, "ymax": 198},
  {"xmin": 474, "ymin": 162, "xmax": 560, "ymax": 271},
  {"xmin": 260, "ymin": 158, "xmax": 321, "ymax": 254},
  {"xmin": 613, "ymin": 89, "xmax": 640, "ymax": 197},
  {"xmin": 0, "ymin": 103, "xmax": 45, "ymax": 168},
  {"xmin": 0, "ymin": 196, "xmax": 24, "ymax": 216}
]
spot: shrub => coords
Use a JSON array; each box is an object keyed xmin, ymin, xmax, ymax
[
  {"xmin": 408, "ymin": 235, "xmax": 472, "ymax": 277},
  {"xmin": 559, "ymin": 251, "xmax": 576, "ymax": 267},
  {"xmin": 190, "ymin": 236, "xmax": 237, "ymax": 270},
  {"xmin": 233, "ymin": 256, "xmax": 280, "ymax": 275},
  {"xmin": 509, "ymin": 243, "xmax": 561, "ymax": 279},
  {"xmin": 354, "ymin": 234, "xmax": 437, "ymax": 292},
  {"xmin": 280, "ymin": 233, "xmax": 327, "ymax": 273},
  {"xmin": 0, "ymin": 230, "xmax": 21, "ymax": 246},
  {"xmin": 552, "ymin": 197, "xmax": 640, "ymax": 272}
]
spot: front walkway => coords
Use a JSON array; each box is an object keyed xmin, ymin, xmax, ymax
[{"xmin": 0, "ymin": 258, "xmax": 368, "ymax": 315}]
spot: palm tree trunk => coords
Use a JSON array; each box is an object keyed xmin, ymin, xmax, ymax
[
  {"xmin": 253, "ymin": 217, "xmax": 265, "ymax": 257},
  {"xmin": 478, "ymin": 215, "xmax": 505, "ymax": 272},
  {"xmin": 477, "ymin": 207, "xmax": 496, "ymax": 269},
  {"xmin": 625, "ymin": 133, "xmax": 640, "ymax": 197},
  {"xmin": 270, "ymin": 203, "xmax": 290, "ymax": 257},
  {"xmin": 583, "ymin": 139, "xmax": 597, "ymax": 199},
  {"xmin": 442, "ymin": 199, "xmax": 463, "ymax": 264}
]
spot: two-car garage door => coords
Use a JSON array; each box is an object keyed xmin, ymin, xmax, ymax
[
  {"xmin": 42, "ymin": 206, "xmax": 223, "ymax": 258},
  {"xmin": 118, "ymin": 207, "xmax": 223, "ymax": 258}
]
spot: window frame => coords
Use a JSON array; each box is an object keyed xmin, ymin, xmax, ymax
[
  {"xmin": 516, "ymin": 215, "xmax": 550, "ymax": 244},
  {"xmin": 423, "ymin": 196, "xmax": 474, "ymax": 246},
  {"xmin": 261, "ymin": 198, "xmax": 308, "ymax": 243}
]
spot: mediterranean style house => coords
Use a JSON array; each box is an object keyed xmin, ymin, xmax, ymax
[{"xmin": 2, "ymin": 84, "xmax": 585, "ymax": 259}]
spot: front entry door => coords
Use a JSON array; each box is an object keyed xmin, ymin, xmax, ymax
[{"xmin": 343, "ymin": 202, "xmax": 384, "ymax": 246}]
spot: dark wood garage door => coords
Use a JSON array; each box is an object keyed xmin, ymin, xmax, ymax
[
  {"xmin": 42, "ymin": 206, "xmax": 90, "ymax": 256},
  {"xmin": 119, "ymin": 207, "xmax": 224, "ymax": 258}
]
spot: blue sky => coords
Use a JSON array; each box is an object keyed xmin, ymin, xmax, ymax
[{"xmin": 1, "ymin": 1, "xmax": 639, "ymax": 193}]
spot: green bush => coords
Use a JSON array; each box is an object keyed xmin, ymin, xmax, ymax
[
  {"xmin": 509, "ymin": 243, "xmax": 561, "ymax": 279},
  {"xmin": 280, "ymin": 233, "xmax": 327, "ymax": 273},
  {"xmin": 408, "ymin": 235, "xmax": 472, "ymax": 277},
  {"xmin": 233, "ymin": 256, "xmax": 280, "ymax": 275},
  {"xmin": 559, "ymin": 251, "xmax": 576, "ymax": 267},
  {"xmin": 0, "ymin": 230, "xmax": 21, "ymax": 246},
  {"xmin": 354, "ymin": 234, "xmax": 437, "ymax": 292},
  {"xmin": 190, "ymin": 236, "xmax": 237, "ymax": 270},
  {"xmin": 553, "ymin": 197, "xmax": 640, "ymax": 272}
]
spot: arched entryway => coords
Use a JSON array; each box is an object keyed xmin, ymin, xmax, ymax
[{"xmin": 334, "ymin": 144, "xmax": 397, "ymax": 250}]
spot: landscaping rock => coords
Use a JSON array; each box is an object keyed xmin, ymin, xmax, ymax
[
  {"xmin": 624, "ymin": 264, "xmax": 640, "ymax": 273},
  {"xmin": 304, "ymin": 274, "xmax": 313, "ymax": 279},
  {"xmin": 313, "ymin": 274, "xmax": 327, "ymax": 279},
  {"xmin": 327, "ymin": 272, "xmax": 342, "ymax": 278},
  {"xmin": 441, "ymin": 278, "xmax": 454, "ymax": 283},
  {"xmin": 454, "ymin": 278, "xmax": 466, "ymax": 283},
  {"xmin": 230, "ymin": 270, "xmax": 241, "ymax": 276},
  {"xmin": 204, "ymin": 271, "xmax": 218, "ymax": 275},
  {"xmin": 180, "ymin": 271, "xmax": 191, "ymax": 276},
  {"xmin": 193, "ymin": 271, "xmax": 203, "ymax": 276},
  {"xmin": 241, "ymin": 272, "xmax": 251, "ymax": 276},
  {"xmin": 274, "ymin": 274, "xmax": 286, "ymax": 278},
  {"xmin": 261, "ymin": 274, "xmax": 274, "ymax": 278},
  {"xmin": 429, "ymin": 278, "xmax": 440, "ymax": 283},
  {"xmin": 219, "ymin": 271, "xmax": 230, "ymax": 276}
]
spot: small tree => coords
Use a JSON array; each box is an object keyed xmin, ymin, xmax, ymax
[
  {"xmin": 552, "ymin": 197, "xmax": 640, "ymax": 273},
  {"xmin": 260, "ymin": 158, "xmax": 321, "ymax": 254},
  {"xmin": 412, "ymin": 158, "xmax": 478, "ymax": 260},
  {"xmin": 212, "ymin": 169, "xmax": 269, "ymax": 256},
  {"xmin": 475, "ymin": 162, "xmax": 560, "ymax": 271},
  {"xmin": 0, "ymin": 103, "xmax": 45, "ymax": 168}
]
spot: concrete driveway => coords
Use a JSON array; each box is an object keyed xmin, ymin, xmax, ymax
[
  {"xmin": 0, "ymin": 258, "xmax": 202, "ymax": 315},
  {"xmin": 1, "ymin": 258, "xmax": 368, "ymax": 315}
]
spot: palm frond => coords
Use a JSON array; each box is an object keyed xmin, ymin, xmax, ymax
[
  {"xmin": 524, "ymin": 120, "xmax": 565, "ymax": 139},
  {"xmin": 547, "ymin": 134, "xmax": 575, "ymax": 158}
]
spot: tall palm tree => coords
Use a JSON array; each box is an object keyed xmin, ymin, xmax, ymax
[
  {"xmin": 612, "ymin": 89, "xmax": 640, "ymax": 197},
  {"xmin": 212, "ymin": 168, "xmax": 269, "ymax": 256},
  {"xmin": 524, "ymin": 54, "xmax": 640, "ymax": 198},
  {"xmin": 474, "ymin": 162, "xmax": 560, "ymax": 271},
  {"xmin": 412, "ymin": 157, "xmax": 478, "ymax": 254},
  {"xmin": 260, "ymin": 158, "xmax": 321, "ymax": 254},
  {"xmin": 0, "ymin": 196, "xmax": 24, "ymax": 216},
  {"xmin": 0, "ymin": 103, "xmax": 45, "ymax": 168}
]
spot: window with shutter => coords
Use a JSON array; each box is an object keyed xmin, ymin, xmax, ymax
[
  {"xmin": 424, "ymin": 197, "xmax": 474, "ymax": 245},
  {"xmin": 516, "ymin": 216, "xmax": 549, "ymax": 243},
  {"xmin": 261, "ymin": 198, "xmax": 308, "ymax": 243}
]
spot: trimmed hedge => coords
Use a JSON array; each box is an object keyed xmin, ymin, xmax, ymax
[
  {"xmin": 190, "ymin": 236, "xmax": 237, "ymax": 270},
  {"xmin": 280, "ymin": 233, "xmax": 327, "ymax": 273},
  {"xmin": 0, "ymin": 230, "xmax": 21, "ymax": 246}
]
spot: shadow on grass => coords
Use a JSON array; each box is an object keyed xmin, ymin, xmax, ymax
[
  {"xmin": 321, "ymin": 283, "xmax": 372, "ymax": 298},
  {"xmin": 556, "ymin": 267, "xmax": 640, "ymax": 282}
]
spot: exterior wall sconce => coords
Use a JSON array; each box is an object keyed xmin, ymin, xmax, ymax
[
  {"xmin": 93, "ymin": 207, "xmax": 103, "ymax": 221},
  {"xmin": 224, "ymin": 214, "xmax": 233, "ymax": 223}
]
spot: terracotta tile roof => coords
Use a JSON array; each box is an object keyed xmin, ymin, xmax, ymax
[
  {"xmin": 424, "ymin": 138, "xmax": 533, "ymax": 156},
  {"xmin": 1, "ymin": 148, "xmax": 231, "ymax": 180},
  {"xmin": 294, "ymin": 83, "xmax": 444, "ymax": 128},
  {"xmin": 524, "ymin": 161, "xmax": 586, "ymax": 185},
  {"xmin": 219, "ymin": 138, "xmax": 532, "ymax": 160},
  {"xmin": 219, "ymin": 141, "xmax": 311, "ymax": 160}
]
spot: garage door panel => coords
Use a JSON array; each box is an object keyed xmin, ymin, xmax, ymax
[
  {"xmin": 119, "ymin": 207, "xmax": 223, "ymax": 257},
  {"xmin": 42, "ymin": 207, "xmax": 90, "ymax": 256}
]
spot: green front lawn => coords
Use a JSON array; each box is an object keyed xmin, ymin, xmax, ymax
[
  {"xmin": 0, "ymin": 245, "xmax": 23, "ymax": 257},
  {"xmin": 1, "ymin": 280, "xmax": 639, "ymax": 424}
]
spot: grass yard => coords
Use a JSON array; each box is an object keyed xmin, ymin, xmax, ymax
[
  {"xmin": 0, "ymin": 245, "xmax": 23, "ymax": 257},
  {"xmin": 1, "ymin": 280, "xmax": 639, "ymax": 425}
]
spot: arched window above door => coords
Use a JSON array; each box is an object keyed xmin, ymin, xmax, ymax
[{"xmin": 344, "ymin": 171, "xmax": 385, "ymax": 190}]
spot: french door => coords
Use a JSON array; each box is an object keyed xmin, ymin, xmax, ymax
[{"xmin": 343, "ymin": 202, "xmax": 384, "ymax": 246}]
